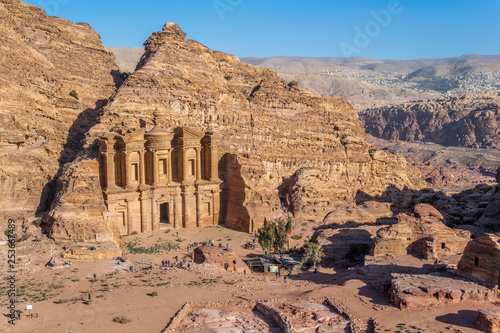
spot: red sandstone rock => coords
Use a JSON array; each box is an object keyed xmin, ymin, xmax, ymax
[
  {"xmin": 193, "ymin": 245, "xmax": 250, "ymax": 274},
  {"xmin": 49, "ymin": 22, "xmax": 425, "ymax": 240},
  {"xmin": 360, "ymin": 90, "xmax": 500, "ymax": 149},
  {"xmin": 373, "ymin": 203, "xmax": 470, "ymax": 259},
  {"xmin": 0, "ymin": 0, "xmax": 120, "ymax": 225},
  {"xmin": 476, "ymin": 307, "xmax": 500, "ymax": 333},
  {"xmin": 457, "ymin": 233, "xmax": 500, "ymax": 286},
  {"xmin": 389, "ymin": 273, "xmax": 498, "ymax": 310}
]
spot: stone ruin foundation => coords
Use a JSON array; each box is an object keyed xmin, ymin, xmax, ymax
[{"xmin": 163, "ymin": 297, "xmax": 373, "ymax": 333}]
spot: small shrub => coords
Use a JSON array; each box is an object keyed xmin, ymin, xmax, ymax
[
  {"xmin": 88, "ymin": 141, "xmax": 99, "ymax": 153},
  {"xmin": 69, "ymin": 90, "xmax": 79, "ymax": 100},
  {"xmin": 224, "ymin": 75, "xmax": 232, "ymax": 80},
  {"xmin": 85, "ymin": 300, "xmax": 93, "ymax": 305},
  {"xmin": 302, "ymin": 222, "xmax": 308, "ymax": 226},
  {"xmin": 62, "ymin": 162, "xmax": 72, "ymax": 172},
  {"xmin": 112, "ymin": 316, "xmax": 132, "ymax": 324},
  {"xmin": 130, "ymin": 231, "xmax": 138, "ymax": 235},
  {"xmin": 81, "ymin": 154, "xmax": 89, "ymax": 160},
  {"xmin": 33, "ymin": 217, "xmax": 43, "ymax": 228},
  {"xmin": 175, "ymin": 238, "xmax": 183, "ymax": 243},
  {"xmin": 18, "ymin": 233, "xmax": 31, "ymax": 242},
  {"xmin": 291, "ymin": 234, "xmax": 303, "ymax": 240},
  {"xmin": 33, "ymin": 236, "xmax": 41, "ymax": 242},
  {"xmin": 151, "ymin": 291, "xmax": 158, "ymax": 297}
]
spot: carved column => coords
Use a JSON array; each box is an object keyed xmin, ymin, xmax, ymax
[
  {"xmin": 123, "ymin": 151, "xmax": 130, "ymax": 187},
  {"xmin": 126, "ymin": 198, "xmax": 132, "ymax": 234},
  {"xmin": 173, "ymin": 191, "xmax": 181, "ymax": 229},
  {"xmin": 138, "ymin": 151, "xmax": 145, "ymax": 185},
  {"xmin": 152, "ymin": 201, "xmax": 159, "ymax": 231},
  {"xmin": 152, "ymin": 150, "xmax": 159, "ymax": 185},
  {"xmin": 182, "ymin": 148, "xmax": 187, "ymax": 181},
  {"xmin": 196, "ymin": 188, "xmax": 201, "ymax": 227},
  {"xmin": 196, "ymin": 147, "xmax": 202, "ymax": 181},
  {"xmin": 167, "ymin": 149, "xmax": 172, "ymax": 183},
  {"xmin": 150, "ymin": 195, "xmax": 157, "ymax": 232},
  {"xmin": 181, "ymin": 191, "xmax": 187, "ymax": 228},
  {"xmin": 140, "ymin": 195, "xmax": 148, "ymax": 233},
  {"xmin": 105, "ymin": 152, "xmax": 116, "ymax": 188},
  {"xmin": 210, "ymin": 145, "xmax": 218, "ymax": 180},
  {"xmin": 212, "ymin": 190, "xmax": 216, "ymax": 225}
]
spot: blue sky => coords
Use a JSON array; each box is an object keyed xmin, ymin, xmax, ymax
[{"xmin": 22, "ymin": 0, "xmax": 500, "ymax": 59}]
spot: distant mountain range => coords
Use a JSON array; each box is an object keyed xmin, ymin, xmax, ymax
[
  {"xmin": 107, "ymin": 46, "xmax": 144, "ymax": 73},
  {"xmin": 241, "ymin": 55, "xmax": 500, "ymax": 110},
  {"xmin": 107, "ymin": 48, "xmax": 500, "ymax": 111},
  {"xmin": 241, "ymin": 55, "xmax": 500, "ymax": 76}
]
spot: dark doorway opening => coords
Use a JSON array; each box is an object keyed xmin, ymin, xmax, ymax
[{"xmin": 160, "ymin": 203, "xmax": 169, "ymax": 224}]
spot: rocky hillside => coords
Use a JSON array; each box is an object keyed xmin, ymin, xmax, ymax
[
  {"xmin": 359, "ymin": 91, "xmax": 500, "ymax": 149},
  {"xmin": 0, "ymin": 0, "xmax": 121, "ymax": 224},
  {"xmin": 48, "ymin": 23, "xmax": 425, "ymax": 241},
  {"xmin": 241, "ymin": 55, "xmax": 500, "ymax": 111}
]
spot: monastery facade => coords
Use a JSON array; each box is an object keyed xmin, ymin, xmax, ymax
[{"xmin": 99, "ymin": 117, "xmax": 222, "ymax": 235}]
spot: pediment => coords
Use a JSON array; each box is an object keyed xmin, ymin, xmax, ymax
[{"xmin": 174, "ymin": 127, "xmax": 203, "ymax": 139}]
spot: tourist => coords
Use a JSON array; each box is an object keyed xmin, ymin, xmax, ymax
[
  {"xmin": 275, "ymin": 271, "xmax": 279, "ymax": 279},
  {"xmin": 141, "ymin": 258, "xmax": 144, "ymax": 264},
  {"xmin": 88, "ymin": 293, "xmax": 91, "ymax": 301},
  {"xmin": 93, "ymin": 273, "xmax": 96, "ymax": 279}
]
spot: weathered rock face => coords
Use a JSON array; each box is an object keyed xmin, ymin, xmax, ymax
[
  {"xmin": 50, "ymin": 22, "xmax": 424, "ymax": 239},
  {"xmin": 373, "ymin": 204, "xmax": 470, "ymax": 259},
  {"xmin": 315, "ymin": 226, "xmax": 377, "ymax": 267},
  {"xmin": 48, "ymin": 158, "xmax": 121, "ymax": 243},
  {"xmin": 457, "ymin": 234, "xmax": 500, "ymax": 286},
  {"xmin": 360, "ymin": 90, "xmax": 500, "ymax": 148},
  {"xmin": 476, "ymin": 308, "xmax": 500, "ymax": 333},
  {"xmin": 389, "ymin": 273, "xmax": 498, "ymax": 310},
  {"xmin": 322, "ymin": 201, "xmax": 398, "ymax": 226},
  {"xmin": 0, "ymin": 0, "xmax": 121, "ymax": 225},
  {"xmin": 193, "ymin": 245, "xmax": 250, "ymax": 274}
]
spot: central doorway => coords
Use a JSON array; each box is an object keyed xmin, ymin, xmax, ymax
[{"xmin": 159, "ymin": 203, "xmax": 169, "ymax": 224}]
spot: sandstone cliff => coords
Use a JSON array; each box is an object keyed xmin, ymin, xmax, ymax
[
  {"xmin": 360, "ymin": 91, "xmax": 500, "ymax": 148},
  {"xmin": 0, "ymin": 0, "xmax": 121, "ymax": 225},
  {"xmin": 48, "ymin": 22, "xmax": 424, "ymax": 240},
  {"xmin": 372, "ymin": 204, "xmax": 470, "ymax": 259},
  {"xmin": 457, "ymin": 233, "xmax": 500, "ymax": 286}
]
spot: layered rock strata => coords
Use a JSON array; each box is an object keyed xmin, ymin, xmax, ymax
[
  {"xmin": 457, "ymin": 234, "xmax": 500, "ymax": 286},
  {"xmin": 372, "ymin": 204, "xmax": 470, "ymax": 259},
  {"xmin": 476, "ymin": 308, "xmax": 500, "ymax": 333},
  {"xmin": 0, "ymin": 0, "xmax": 121, "ymax": 225},
  {"xmin": 48, "ymin": 22, "xmax": 425, "ymax": 241},
  {"xmin": 389, "ymin": 273, "xmax": 498, "ymax": 310},
  {"xmin": 193, "ymin": 245, "xmax": 250, "ymax": 274},
  {"xmin": 360, "ymin": 90, "xmax": 500, "ymax": 149}
]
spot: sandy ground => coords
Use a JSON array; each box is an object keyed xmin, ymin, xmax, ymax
[{"xmin": 0, "ymin": 226, "xmax": 491, "ymax": 333}]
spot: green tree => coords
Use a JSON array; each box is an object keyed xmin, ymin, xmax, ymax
[
  {"xmin": 69, "ymin": 90, "xmax": 79, "ymax": 100},
  {"xmin": 302, "ymin": 242, "xmax": 325, "ymax": 268},
  {"xmin": 258, "ymin": 219, "xmax": 289, "ymax": 258},
  {"xmin": 285, "ymin": 217, "xmax": 292, "ymax": 234}
]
